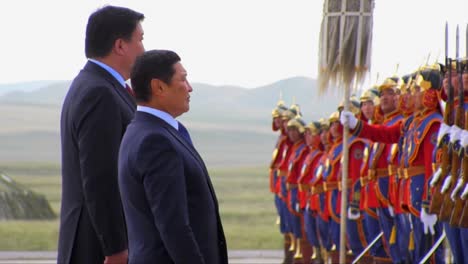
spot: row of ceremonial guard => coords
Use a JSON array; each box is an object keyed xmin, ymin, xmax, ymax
[{"xmin": 269, "ymin": 60, "xmax": 468, "ymax": 264}]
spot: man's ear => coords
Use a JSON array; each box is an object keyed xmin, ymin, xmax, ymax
[
  {"xmin": 151, "ymin": 79, "xmax": 165, "ymax": 96},
  {"xmin": 113, "ymin": 38, "xmax": 127, "ymax": 56}
]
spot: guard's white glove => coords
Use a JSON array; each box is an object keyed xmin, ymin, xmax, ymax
[
  {"xmin": 420, "ymin": 209, "xmax": 437, "ymax": 235},
  {"xmin": 461, "ymin": 130, "xmax": 468, "ymax": 148},
  {"xmin": 388, "ymin": 205, "xmax": 395, "ymax": 217},
  {"xmin": 450, "ymin": 178, "xmax": 464, "ymax": 201},
  {"xmin": 340, "ymin": 111, "xmax": 358, "ymax": 129},
  {"xmin": 429, "ymin": 167, "xmax": 442, "ymax": 187},
  {"xmin": 449, "ymin": 125, "xmax": 462, "ymax": 144},
  {"xmin": 295, "ymin": 202, "xmax": 301, "ymax": 213},
  {"xmin": 441, "ymin": 174, "xmax": 453, "ymax": 194},
  {"xmin": 347, "ymin": 207, "xmax": 360, "ymax": 220},
  {"xmin": 461, "ymin": 182, "xmax": 468, "ymax": 200},
  {"xmin": 437, "ymin": 123, "xmax": 451, "ymax": 145}
]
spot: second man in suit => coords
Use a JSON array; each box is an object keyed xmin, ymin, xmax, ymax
[{"xmin": 118, "ymin": 50, "xmax": 228, "ymax": 264}]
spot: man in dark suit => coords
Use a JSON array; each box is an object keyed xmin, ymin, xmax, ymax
[
  {"xmin": 118, "ymin": 50, "xmax": 228, "ymax": 264},
  {"xmin": 58, "ymin": 6, "xmax": 145, "ymax": 264}
]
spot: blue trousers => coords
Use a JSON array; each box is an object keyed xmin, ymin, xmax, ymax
[
  {"xmin": 377, "ymin": 207, "xmax": 401, "ymax": 262},
  {"xmin": 410, "ymin": 214, "xmax": 444, "ymax": 264},
  {"xmin": 316, "ymin": 216, "xmax": 333, "ymax": 250},
  {"xmin": 346, "ymin": 216, "xmax": 368, "ymax": 255},
  {"xmin": 275, "ymin": 195, "xmax": 288, "ymax": 233},
  {"xmin": 444, "ymin": 223, "xmax": 468, "ymax": 264},
  {"xmin": 278, "ymin": 177, "xmax": 291, "ymax": 233},
  {"xmin": 304, "ymin": 209, "xmax": 320, "ymax": 247},
  {"xmin": 329, "ymin": 219, "xmax": 340, "ymax": 251},
  {"xmin": 288, "ymin": 188, "xmax": 302, "ymax": 238},
  {"xmin": 364, "ymin": 210, "xmax": 388, "ymax": 258},
  {"xmin": 394, "ymin": 213, "xmax": 412, "ymax": 263}
]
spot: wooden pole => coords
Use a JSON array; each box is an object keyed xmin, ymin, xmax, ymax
[
  {"xmin": 338, "ymin": 0, "xmax": 348, "ymax": 262},
  {"xmin": 340, "ymin": 83, "xmax": 350, "ymax": 263}
]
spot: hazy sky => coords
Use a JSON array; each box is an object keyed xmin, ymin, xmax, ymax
[{"xmin": 1, "ymin": 0, "xmax": 467, "ymax": 88}]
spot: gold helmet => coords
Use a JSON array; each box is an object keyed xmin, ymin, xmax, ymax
[
  {"xmin": 287, "ymin": 116, "xmax": 307, "ymax": 134},
  {"xmin": 378, "ymin": 76, "xmax": 401, "ymax": 94},
  {"xmin": 338, "ymin": 96, "xmax": 360, "ymax": 115},
  {"xmin": 319, "ymin": 118, "xmax": 330, "ymax": 130},
  {"xmin": 400, "ymin": 73, "xmax": 417, "ymax": 95},
  {"xmin": 306, "ymin": 121, "xmax": 322, "ymax": 136},
  {"xmin": 329, "ymin": 111, "xmax": 340, "ymax": 123},
  {"xmin": 359, "ymin": 88, "xmax": 380, "ymax": 105},
  {"xmin": 282, "ymin": 103, "xmax": 302, "ymax": 120},
  {"xmin": 413, "ymin": 64, "xmax": 442, "ymax": 92},
  {"xmin": 272, "ymin": 100, "xmax": 288, "ymax": 118}
]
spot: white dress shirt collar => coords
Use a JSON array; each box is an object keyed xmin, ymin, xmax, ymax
[{"xmin": 137, "ymin": 105, "xmax": 179, "ymax": 130}]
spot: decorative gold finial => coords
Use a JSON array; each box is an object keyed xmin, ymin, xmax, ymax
[{"xmin": 393, "ymin": 63, "xmax": 400, "ymax": 76}]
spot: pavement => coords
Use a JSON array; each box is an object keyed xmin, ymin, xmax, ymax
[{"xmin": 0, "ymin": 250, "xmax": 284, "ymax": 264}]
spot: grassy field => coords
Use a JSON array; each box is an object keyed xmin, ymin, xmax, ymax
[{"xmin": 0, "ymin": 164, "xmax": 282, "ymax": 250}]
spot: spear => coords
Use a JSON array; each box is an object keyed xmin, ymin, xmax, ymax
[
  {"xmin": 430, "ymin": 22, "xmax": 454, "ymax": 214},
  {"xmin": 440, "ymin": 25, "xmax": 464, "ymax": 221}
]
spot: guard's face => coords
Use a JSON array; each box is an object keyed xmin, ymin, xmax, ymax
[
  {"xmin": 282, "ymin": 119, "xmax": 289, "ymax": 132},
  {"xmin": 287, "ymin": 127, "xmax": 301, "ymax": 143},
  {"xmin": 380, "ymin": 88, "xmax": 397, "ymax": 114},
  {"xmin": 304, "ymin": 129, "xmax": 320, "ymax": 146},
  {"xmin": 360, "ymin": 101, "xmax": 374, "ymax": 120},
  {"xmin": 304, "ymin": 129, "xmax": 311, "ymax": 145},
  {"xmin": 273, "ymin": 117, "xmax": 283, "ymax": 130},
  {"xmin": 412, "ymin": 86, "xmax": 423, "ymax": 110},
  {"xmin": 164, "ymin": 62, "xmax": 192, "ymax": 117},
  {"xmin": 402, "ymin": 92, "xmax": 414, "ymax": 112},
  {"xmin": 330, "ymin": 121, "xmax": 341, "ymax": 139},
  {"xmin": 320, "ymin": 130, "xmax": 329, "ymax": 145}
]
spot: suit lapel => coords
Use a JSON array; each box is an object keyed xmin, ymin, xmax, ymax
[
  {"xmin": 135, "ymin": 112, "xmax": 220, "ymax": 207},
  {"xmin": 84, "ymin": 61, "xmax": 136, "ymax": 111},
  {"xmin": 164, "ymin": 127, "xmax": 220, "ymax": 207}
]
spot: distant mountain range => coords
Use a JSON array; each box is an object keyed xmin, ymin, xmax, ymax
[
  {"xmin": 0, "ymin": 77, "xmax": 341, "ymax": 122},
  {"xmin": 0, "ymin": 77, "xmax": 342, "ymax": 167}
]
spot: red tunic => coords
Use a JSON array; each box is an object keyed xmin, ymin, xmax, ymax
[
  {"xmin": 297, "ymin": 146, "xmax": 323, "ymax": 210},
  {"xmin": 269, "ymin": 133, "xmax": 290, "ymax": 193},
  {"xmin": 286, "ymin": 140, "xmax": 309, "ymax": 211}
]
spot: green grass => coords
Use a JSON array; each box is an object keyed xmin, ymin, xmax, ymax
[
  {"xmin": 0, "ymin": 220, "xmax": 59, "ymax": 250},
  {"xmin": 0, "ymin": 164, "xmax": 283, "ymax": 250},
  {"xmin": 211, "ymin": 167, "xmax": 282, "ymax": 249}
]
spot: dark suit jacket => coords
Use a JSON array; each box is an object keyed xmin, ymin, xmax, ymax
[
  {"xmin": 118, "ymin": 111, "xmax": 228, "ymax": 264},
  {"xmin": 58, "ymin": 61, "xmax": 136, "ymax": 264}
]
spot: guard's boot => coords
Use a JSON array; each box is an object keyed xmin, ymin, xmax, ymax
[
  {"xmin": 329, "ymin": 245, "xmax": 339, "ymax": 264},
  {"xmin": 283, "ymin": 234, "xmax": 294, "ymax": 264},
  {"xmin": 311, "ymin": 246, "xmax": 323, "ymax": 264},
  {"xmin": 293, "ymin": 238, "xmax": 303, "ymax": 264}
]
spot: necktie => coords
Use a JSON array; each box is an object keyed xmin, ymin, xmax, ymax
[
  {"xmin": 125, "ymin": 84, "xmax": 135, "ymax": 97},
  {"xmin": 178, "ymin": 122, "xmax": 193, "ymax": 146}
]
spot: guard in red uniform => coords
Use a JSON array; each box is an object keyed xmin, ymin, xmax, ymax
[
  {"xmin": 299, "ymin": 121, "xmax": 324, "ymax": 263},
  {"xmin": 270, "ymin": 100, "xmax": 289, "ymax": 232},
  {"xmin": 430, "ymin": 60, "xmax": 468, "ymax": 264},
  {"xmin": 358, "ymin": 88, "xmax": 390, "ymax": 262},
  {"xmin": 389, "ymin": 73, "xmax": 415, "ymax": 264},
  {"xmin": 365, "ymin": 77, "xmax": 403, "ymax": 263},
  {"xmin": 275, "ymin": 104, "xmax": 301, "ymax": 264},
  {"xmin": 341, "ymin": 66, "xmax": 444, "ymax": 263},
  {"xmin": 323, "ymin": 109, "xmax": 368, "ymax": 261},
  {"xmin": 310, "ymin": 120, "xmax": 333, "ymax": 262},
  {"xmin": 285, "ymin": 115, "xmax": 310, "ymax": 263}
]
